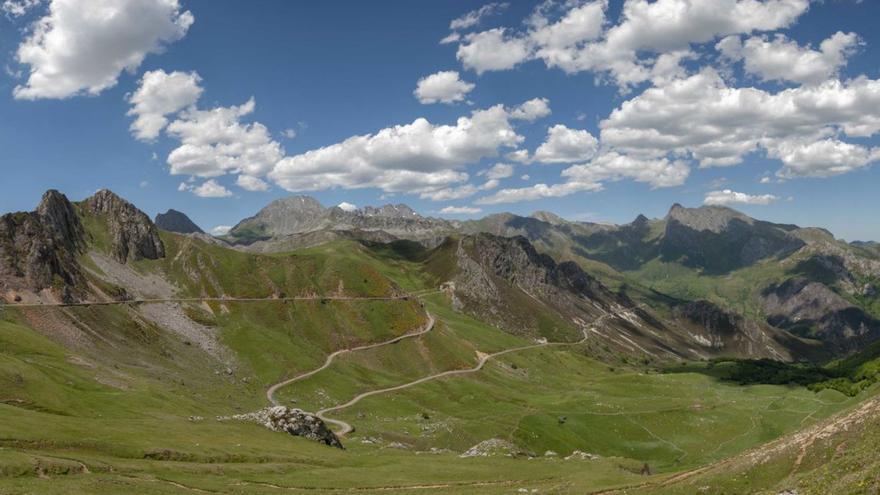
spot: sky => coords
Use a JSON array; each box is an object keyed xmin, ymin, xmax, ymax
[{"xmin": 1, "ymin": 0, "xmax": 879, "ymax": 240}]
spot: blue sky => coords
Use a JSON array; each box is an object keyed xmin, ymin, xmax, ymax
[{"xmin": 1, "ymin": 0, "xmax": 879, "ymax": 240}]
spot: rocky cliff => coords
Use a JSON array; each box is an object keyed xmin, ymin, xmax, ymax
[
  {"xmin": 0, "ymin": 190, "xmax": 86, "ymax": 301},
  {"xmin": 85, "ymin": 190, "xmax": 165, "ymax": 263}
]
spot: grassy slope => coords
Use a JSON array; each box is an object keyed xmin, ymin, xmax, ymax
[{"xmin": 0, "ymin": 233, "xmax": 877, "ymax": 493}]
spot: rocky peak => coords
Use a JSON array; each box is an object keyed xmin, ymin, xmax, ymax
[
  {"xmin": 155, "ymin": 209, "xmax": 204, "ymax": 234},
  {"xmin": 0, "ymin": 190, "xmax": 85, "ymax": 300},
  {"xmin": 362, "ymin": 204, "xmax": 418, "ymax": 218},
  {"xmin": 85, "ymin": 189, "xmax": 165, "ymax": 262},
  {"xmin": 530, "ymin": 211, "xmax": 568, "ymax": 226},
  {"xmin": 36, "ymin": 190, "xmax": 86, "ymax": 252},
  {"xmin": 632, "ymin": 214, "xmax": 650, "ymax": 226},
  {"xmin": 666, "ymin": 204, "xmax": 752, "ymax": 234}
]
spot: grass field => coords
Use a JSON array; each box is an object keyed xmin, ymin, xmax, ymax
[{"xmin": 0, "ymin": 235, "xmax": 877, "ymax": 493}]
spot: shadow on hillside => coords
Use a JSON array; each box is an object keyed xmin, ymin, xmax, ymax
[{"xmin": 664, "ymin": 358, "xmax": 875, "ymax": 397}]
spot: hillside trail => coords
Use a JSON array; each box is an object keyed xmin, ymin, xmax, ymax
[
  {"xmin": 266, "ymin": 313, "xmax": 437, "ymax": 407},
  {"xmin": 314, "ymin": 307, "xmax": 628, "ymax": 436},
  {"xmin": 5, "ymin": 293, "xmax": 436, "ymax": 308}
]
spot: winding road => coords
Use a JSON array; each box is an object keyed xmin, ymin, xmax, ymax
[
  {"xmin": 299, "ymin": 309, "xmax": 626, "ymax": 437},
  {"xmin": 266, "ymin": 313, "xmax": 436, "ymax": 409}
]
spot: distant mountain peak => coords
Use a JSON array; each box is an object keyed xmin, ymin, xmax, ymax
[
  {"xmin": 666, "ymin": 203, "xmax": 752, "ymax": 233},
  {"xmin": 530, "ymin": 211, "xmax": 568, "ymax": 225},
  {"xmin": 155, "ymin": 209, "xmax": 204, "ymax": 234}
]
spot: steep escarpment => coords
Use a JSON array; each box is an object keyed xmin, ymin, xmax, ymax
[
  {"xmin": 762, "ymin": 277, "xmax": 880, "ymax": 353},
  {"xmin": 85, "ymin": 189, "xmax": 165, "ymax": 262},
  {"xmin": 0, "ymin": 190, "xmax": 86, "ymax": 301},
  {"xmin": 660, "ymin": 204, "xmax": 805, "ymax": 274}
]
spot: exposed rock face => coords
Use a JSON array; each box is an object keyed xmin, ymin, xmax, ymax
[
  {"xmin": 661, "ymin": 204, "xmax": 804, "ymax": 274},
  {"xmin": 454, "ymin": 234, "xmax": 618, "ymax": 319},
  {"xmin": 155, "ymin": 209, "xmax": 204, "ymax": 234},
  {"xmin": 228, "ymin": 195, "xmax": 454, "ymax": 245},
  {"xmin": 224, "ymin": 406, "xmax": 343, "ymax": 448},
  {"xmin": 762, "ymin": 278, "xmax": 880, "ymax": 351},
  {"xmin": 85, "ymin": 190, "xmax": 165, "ymax": 263},
  {"xmin": 674, "ymin": 300, "xmax": 791, "ymax": 355},
  {"xmin": 0, "ymin": 190, "xmax": 86, "ymax": 300}
]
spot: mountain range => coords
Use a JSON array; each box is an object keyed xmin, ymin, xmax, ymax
[{"xmin": 2, "ymin": 189, "xmax": 879, "ymax": 493}]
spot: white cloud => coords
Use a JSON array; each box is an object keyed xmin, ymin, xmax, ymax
[
  {"xmin": 166, "ymin": 97, "xmax": 285, "ymax": 179},
  {"xmin": 210, "ymin": 225, "xmax": 232, "ymax": 235},
  {"xmin": 520, "ymin": 174, "xmax": 530, "ymax": 180},
  {"xmin": 139, "ymin": 180, "xmax": 149, "ymax": 188},
  {"xmin": 127, "ymin": 69, "xmax": 203, "ymax": 141},
  {"xmin": 532, "ymin": 124, "xmax": 599, "ymax": 164},
  {"xmin": 476, "ymin": 151, "xmax": 689, "ymax": 205},
  {"xmin": 179, "ymin": 179, "xmax": 232, "ymax": 198},
  {"xmin": 236, "ymin": 174, "xmax": 270, "ymax": 192},
  {"xmin": 600, "ymin": 69, "xmax": 880, "ymax": 177},
  {"xmin": 440, "ymin": 205, "xmax": 482, "ymax": 215},
  {"xmin": 14, "ymin": 0, "xmax": 193, "ymax": 99},
  {"xmin": 2, "ymin": 0, "xmax": 41, "ymax": 17},
  {"xmin": 454, "ymin": 0, "xmax": 809, "ymax": 88},
  {"xmin": 440, "ymin": 32, "xmax": 461, "ymax": 45},
  {"xmin": 770, "ymin": 138, "xmax": 880, "ymax": 178},
  {"xmin": 457, "ymin": 28, "xmax": 531, "ymax": 74},
  {"xmin": 477, "ymin": 181, "xmax": 601, "ymax": 204},
  {"xmin": 450, "ymin": 2, "xmax": 508, "ymax": 31},
  {"xmin": 507, "ymin": 149, "xmax": 531, "ymax": 163},
  {"xmin": 717, "ymin": 31, "xmax": 861, "ymax": 85},
  {"xmin": 269, "ymin": 104, "xmax": 527, "ymax": 194},
  {"xmin": 479, "ymin": 163, "xmax": 514, "ymax": 180},
  {"xmin": 191, "ymin": 179, "xmax": 232, "ymax": 198},
  {"xmin": 562, "ymin": 152, "xmax": 690, "ymax": 188},
  {"xmin": 282, "ymin": 128, "xmax": 297, "ymax": 139},
  {"xmin": 337, "ymin": 202, "xmax": 357, "ymax": 212},
  {"xmin": 508, "ymin": 97, "xmax": 551, "ymax": 121},
  {"xmin": 414, "ymin": 70, "xmax": 475, "ymax": 104},
  {"xmin": 704, "ymin": 189, "xmax": 778, "ymax": 206},
  {"xmin": 759, "ymin": 176, "xmax": 772, "ymax": 184},
  {"xmin": 421, "ymin": 184, "xmax": 479, "ymax": 201}
]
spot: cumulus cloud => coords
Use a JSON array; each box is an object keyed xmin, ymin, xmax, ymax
[
  {"xmin": 440, "ymin": 205, "xmax": 482, "ymax": 215},
  {"xmin": 562, "ymin": 152, "xmax": 690, "ymax": 188},
  {"xmin": 269, "ymin": 103, "xmax": 530, "ymax": 195},
  {"xmin": 236, "ymin": 174, "xmax": 270, "ymax": 192},
  {"xmin": 166, "ymin": 97, "xmax": 285, "ymax": 179},
  {"xmin": 450, "ymin": 2, "xmax": 508, "ymax": 31},
  {"xmin": 14, "ymin": 0, "xmax": 193, "ymax": 99},
  {"xmin": 2, "ymin": 0, "xmax": 41, "ymax": 17},
  {"xmin": 414, "ymin": 70, "xmax": 475, "ymax": 104},
  {"xmin": 508, "ymin": 97, "xmax": 551, "ymax": 121},
  {"xmin": 479, "ymin": 163, "xmax": 514, "ymax": 180},
  {"xmin": 477, "ymin": 151, "xmax": 689, "ymax": 204},
  {"xmin": 477, "ymin": 181, "xmax": 600, "ymax": 204},
  {"xmin": 210, "ymin": 225, "xmax": 232, "ymax": 236},
  {"xmin": 282, "ymin": 128, "xmax": 297, "ymax": 139},
  {"xmin": 421, "ymin": 184, "xmax": 479, "ymax": 201},
  {"xmin": 337, "ymin": 202, "xmax": 357, "ymax": 212},
  {"xmin": 179, "ymin": 179, "xmax": 232, "ymax": 198},
  {"xmin": 532, "ymin": 124, "xmax": 599, "ymax": 164},
  {"xmin": 600, "ymin": 69, "xmax": 880, "ymax": 177},
  {"xmin": 127, "ymin": 69, "xmax": 203, "ymax": 141},
  {"xmin": 704, "ymin": 189, "xmax": 778, "ymax": 206},
  {"xmin": 457, "ymin": 28, "xmax": 531, "ymax": 74},
  {"xmin": 717, "ymin": 31, "xmax": 861, "ymax": 85},
  {"xmin": 453, "ymin": 0, "xmax": 809, "ymax": 88}
]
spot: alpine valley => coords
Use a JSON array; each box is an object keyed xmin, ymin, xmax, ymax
[{"xmin": 1, "ymin": 189, "xmax": 879, "ymax": 494}]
